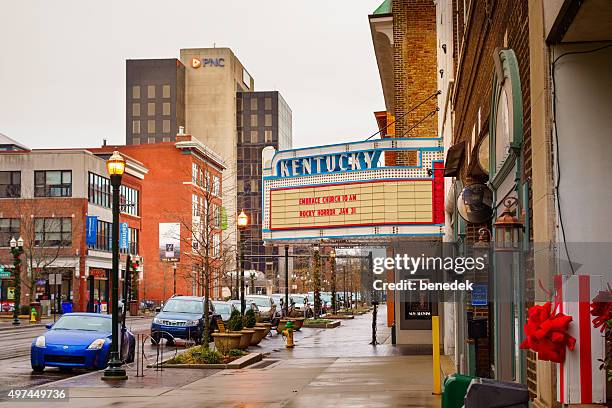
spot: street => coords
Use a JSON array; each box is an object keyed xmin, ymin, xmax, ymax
[
  {"xmin": 0, "ymin": 305, "xmax": 443, "ymax": 408},
  {"xmin": 0, "ymin": 316, "xmax": 155, "ymax": 394}
]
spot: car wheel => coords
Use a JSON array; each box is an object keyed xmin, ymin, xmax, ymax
[{"xmin": 31, "ymin": 365, "xmax": 44, "ymax": 373}]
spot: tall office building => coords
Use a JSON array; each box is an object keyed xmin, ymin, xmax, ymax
[
  {"xmin": 124, "ymin": 49, "xmax": 292, "ymax": 290},
  {"xmin": 126, "ymin": 59, "xmax": 185, "ymax": 145},
  {"xmin": 178, "ymin": 48, "xmax": 254, "ymax": 257},
  {"xmin": 236, "ymin": 91, "xmax": 292, "ymax": 289}
]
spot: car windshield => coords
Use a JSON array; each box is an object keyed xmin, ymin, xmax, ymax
[
  {"xmin": 163, "ymin": 299, "xmax": 203, "ymax": 314},
  {"xmin": 52, "ymin": 315, "xmax": 112, "ymax": 332},
  {"xmin": 246, "ymin": 297, "xmax": 270, "ymax": 307},
  {"xmin": 214, "ymin": 303, "xmax": 232, "ymax": 314}
]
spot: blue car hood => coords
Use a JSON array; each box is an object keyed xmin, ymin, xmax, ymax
[
  {"xmin": 155, "ymin": 312, "xmax": 201, "ymax": 321},
  {"xmin": 44, "ymin": 329, "xmax": 110, "ymax": 346}
]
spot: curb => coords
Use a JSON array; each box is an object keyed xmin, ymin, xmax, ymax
[{"xmin": 150, "ymin": 352, "xmax": 263, "ymax": 369}]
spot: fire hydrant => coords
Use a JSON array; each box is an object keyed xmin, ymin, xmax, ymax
[
  {"xmin": 30, "ymin": 307, "xmax": 37, "ymax": 324},
  {"xmin": 282, "ymin": 321, "xmax": 295, "ymax": 348}
]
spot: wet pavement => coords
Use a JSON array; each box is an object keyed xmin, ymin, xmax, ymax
[{"xmin": 0, "ymin": 306, "xmax": 441, "ymax": 408}]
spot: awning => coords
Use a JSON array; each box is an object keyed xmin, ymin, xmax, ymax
[{"xmin": 443, "ymin": 141, "xmax": 465, "ymax": 177}]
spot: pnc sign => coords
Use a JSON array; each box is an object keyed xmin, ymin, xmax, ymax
[{"xmin": 191, "ymin": 57, "xmax": 225, "ymax": 69}]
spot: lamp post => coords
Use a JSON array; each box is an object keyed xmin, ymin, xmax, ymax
[
  {"xmin": 330, "ymin": 249, "xmax": 336, "ymax": 314},
  {"xmin": 492, "ymin": 196, "xmax": 524, "ymax": 381},
  {"xmin": 312, "ymin": 244, "xmax": 321, "ymax": 318},
  {"xmin": 10, "ymin": 237, "xmax": 24, "ymax": 326},
  {"xmin": 237, "ymin": 210, "xmax": 248, "ymax": 315},
  {"xmin": 102, "ymin": 151, "xmax": 127, "ymax": 381},
  {"xmin": 173, "ymin": 262, "xmax": 177, "ymax": 295}
]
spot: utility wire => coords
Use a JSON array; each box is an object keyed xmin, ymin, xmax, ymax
[
  {"xmin": 551, "ymin": 42, "xmax": 612, "ymax": 275},
  {"xmin": 400, "ymin": 108, "xmax": 440, "ymax": 138},
  {"xmin": 365, "ymin": 90, "xmax": 441, "ymax": 140}
]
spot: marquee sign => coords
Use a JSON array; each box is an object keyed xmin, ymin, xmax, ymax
[{"xmin": 262, "ymin": 138, "xmax": 445, "ymax": 242}]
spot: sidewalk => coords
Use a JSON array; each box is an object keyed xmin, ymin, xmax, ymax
[{"xmin": 0, "ymin": 306, "xmax": 441, "ymax": 408}]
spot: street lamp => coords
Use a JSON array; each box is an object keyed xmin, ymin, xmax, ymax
[
  {"xmin": 329, "ymin": 249, "xmax": 337, "ymax": 314},
  {"xmin": 237, "ymin": 210, "xmax": 248, "ymax": 315},
  {"xmin": 312, "ymin": 244, "xmax": 321, "ymax": 318},
  {"xmin": 102, "ymin": 151, "xmax": 127, "ymax": 381},
  {"xmin": 493, "ymin": 198, "xmax": 523, "ymax": 250},
  {"xmin": 10, "ymin": 236, "xmax": 24, "ymax": 326}
]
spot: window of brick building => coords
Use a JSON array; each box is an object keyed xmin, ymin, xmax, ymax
[
  {"xmin": 34, "ymin": 170, "xmax": 72, "ymax": 197},
  {"xmin": 0, "ymin": 171, "xmax": 20, "ymax": 198},
  {"xmin": 35, "ymin": 218, "xmax": 72, "ymax": 247},
  {"xmin": 162, "ymin": 85, "xmax": 170, "ymax": 98},
  {"xmin": 0, "ymin": 218, "xmax": 20, "ymax": 247},
  {"xmin": 132, "ymin": 86, "xmax": 140, "ymax": 99}
]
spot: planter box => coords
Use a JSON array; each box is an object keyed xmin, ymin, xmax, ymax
[
  {"xmin": 249, "ymin": 326, "xmax": 267, "ymax": 346},
  {"xmin": 324, "ymin": 314, "xmax": 355, "ymax": 320},
  {"xmin": 151, "ymin": 352, "xmax": 263, "ymax": 369},
  {"xmin": 212, "ymin": 332, "xmax": 242, "ymax": 354},
  {"xmin": 237, "ymin": 329, "xmax": 254, "ymax": 349},
  {"xmin": 303, "ymin": 320, "xmax": 341, "ymax": 329}
]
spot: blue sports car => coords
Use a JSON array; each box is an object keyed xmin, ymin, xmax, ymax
[{"xmin": 30, "ymin": 313, "xmax": 135, "ymax": 372}]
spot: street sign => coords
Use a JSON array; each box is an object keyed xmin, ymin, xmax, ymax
[
  {"xmin": 0, "ymin": 265, "xmax": 9, "ymax": 279},
  {"xmin": 471, "ymin": 284, "xmax": 488, "ymax": 306},
  {"xmin": 120, "ymin": 222, "xmax": 129, "ymax": 250}
]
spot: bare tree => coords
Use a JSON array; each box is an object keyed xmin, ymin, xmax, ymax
[
  {"xmin": 166, "ymin": 165, "xmax": 240, "ymax": 347},
  {"xmin": 8, "ymin": 197, "xmax": 82, "ymax": 301}
]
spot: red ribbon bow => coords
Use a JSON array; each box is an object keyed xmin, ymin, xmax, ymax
[{"xmin": 519, "ymin": 302, "xmax": 576, "ymax": 363}]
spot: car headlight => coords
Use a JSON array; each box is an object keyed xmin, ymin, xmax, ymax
[
  {"xmin": 153, "ymin": 317, "xmax": 162, "ymax": 324},
  {"xmin": 35, "ymin": 336, "xmax": 46, "ymax": 348},
  {"xmin": 87, "ymin": 339, "xmax": 106, "ymax": 350},
  {"xmin": 187, "ymin": 320, "xmax": 200, "ymax": 326}
]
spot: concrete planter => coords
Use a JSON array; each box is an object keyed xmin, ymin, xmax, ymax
[
  {"xmin": 154, "ymin": 352, "xmax": 263, "ymax": 369},
  {"xmin": 212, "ymin": 332, "xmax": 242, "ymax": 354},
  {"xmin": 276, "ymin": 319, "xmax": 290, "ymax": 333},
  {"xmin": 303, "ymin": 320, "xmax": 341, "ymax": 329},
  {"xmin": 237, "ymin": 329, "xmax": 254, "ymax": 349},
  {"xmin": 249, "ymin": 326, "xmax": 267, "ymax": 345},
  {"xmin": 291, "ymin": 317, "xmax": 304, "ymax": 330}
]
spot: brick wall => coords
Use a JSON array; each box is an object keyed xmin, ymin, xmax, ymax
[
  {"xmin": 392, "ymin": 0, "xmax": 438, "ymax": 142},
  {"xmin": 450, "ymin": 0, "xmax": 535, "ymax": 395}
]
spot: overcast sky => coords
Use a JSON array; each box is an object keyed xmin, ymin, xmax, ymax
[{"xmin": 0, "ymin": 0, "xmax": 384, "ymax": 150}]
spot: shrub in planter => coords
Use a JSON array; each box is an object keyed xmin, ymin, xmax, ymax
[
  {"xmin": 228, "ymin": 349, "xmax": 247, "ymax": 358},
  {"xmin": 227, "ymin": 309, "xmax": 243, "ymax": 332},
  {"xmin": 243, "ymin": 309, "xmax": 256, "ymax": 328}
]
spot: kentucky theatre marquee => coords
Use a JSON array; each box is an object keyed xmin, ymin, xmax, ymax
[{"xmin": 261, "ymin": 138, "xmax": 445, "ymax": 242}]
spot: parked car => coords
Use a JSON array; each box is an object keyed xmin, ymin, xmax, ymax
[
  {"xmin": 151, "ymin": 295, "xmax": 221, "ymax": 345},
  {"xmin": 30, "ymin": 313, "xmax": 135, "ymax": 373},
  {"xmin": 212, "ymin": 301, "xmax": 237, "ymax": 322},
  {"xmin": 290, "ymin": 294, "xmax": 313, "ymax": 317},
  {"xmin": 245, "ymin": 295, "xmax": 277, "ymax": 321},
  {"xmin": 228, "ymin": 299, "xmax": 262, "ymax": 321}
]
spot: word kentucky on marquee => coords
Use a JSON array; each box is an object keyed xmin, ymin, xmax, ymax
[{"xmin": 278, "ymin": 150, "xmax": 382, "ymax": 178}]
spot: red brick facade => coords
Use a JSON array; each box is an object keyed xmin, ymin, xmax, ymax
[{"xmin": 94, "ymin": 137, "xmax": 224, "ymax": 304}]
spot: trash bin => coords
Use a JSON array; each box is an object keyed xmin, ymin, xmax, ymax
[
  {"xmin": 61, "ymin": 301, "xmax": 73, "ymax": 314},
  {"xmin": 464, "ymin": 378, "xmax": 529, "ymax": 408},
  {"xmin": 441, "ymin": 374, "xmax": 476, "ymax": 408}
]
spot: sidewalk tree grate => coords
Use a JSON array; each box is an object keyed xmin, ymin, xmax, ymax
[{"xmin": 248, "ymin": 359, "xmax": 280, "ymax": 369}]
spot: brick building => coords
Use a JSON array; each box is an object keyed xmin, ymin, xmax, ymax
[
  {"xmin": 369, "ymin": 0, "xmax": 445, "ymax": 347},
  {"xmin": 93, "ymin": 131, "xmax": 225, "ymax": 304},
  {"xmin": 0, "ymin": 134, "xmax": 146, "ymax": 314}
]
